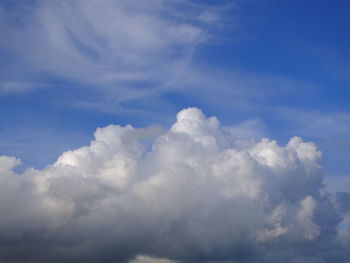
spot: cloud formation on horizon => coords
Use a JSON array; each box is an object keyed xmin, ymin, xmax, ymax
[{"xmin": 1, "ymin": 108, "xmax": 350, "ymax": 262}]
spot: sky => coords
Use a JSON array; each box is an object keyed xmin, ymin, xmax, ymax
[{"xmin": 1, "ymin": 0, "xmax": 350, "ymax": 262}]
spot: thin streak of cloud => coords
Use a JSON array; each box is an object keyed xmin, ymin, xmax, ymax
[{"xmin": 0, "ymin": 0, "xmax": 229, "ymax": 95}]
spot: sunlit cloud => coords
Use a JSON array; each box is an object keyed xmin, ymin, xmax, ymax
[{"xmin": 0, "ymin": 108, "xmax": 349, "ymax": 262}]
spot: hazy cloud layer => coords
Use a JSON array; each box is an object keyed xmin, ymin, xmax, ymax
[{"xmin": 1, "ymin": 108, "xmax": 350, "ymax": 262}]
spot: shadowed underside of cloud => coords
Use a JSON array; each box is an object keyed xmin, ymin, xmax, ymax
[{"xmin": 1, "ymin": 108, "xmax": 350, "ymax": 263}]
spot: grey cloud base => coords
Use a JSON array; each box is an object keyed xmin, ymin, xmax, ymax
[{"xmin": 0, "ymin": 108, "xmax": 349, "ymax": 263}]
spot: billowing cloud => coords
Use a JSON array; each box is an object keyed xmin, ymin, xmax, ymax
[{"xmin": 0, "ymin": 108, "xmax": 350, "ymax": 262}]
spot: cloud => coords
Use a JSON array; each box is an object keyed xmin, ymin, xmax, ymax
[
  {"xmin": 0, "ymin": 0, "xmax": 226, "ymax": 96},
  {"xmin": 0, "ymin": 82, "xmax": 46, "ymax": 95},
  {"xmin": 326, "ymin": 176, "xmax": 350, "ymax": 193},
  {"xmin": 130, "ymin": 255, "xmax": 177, "ymax": 263},
  {"xmin": 0, "ymin": 108, "xmax": 350, "ymax": 262},
  {"xmin": 225, "ymin": 118, "xmax": 266, "ymax": 140},
  {"xmin": 273, "ymin": 109, "xmax": 350, "ymax": 178},
  {"xmin": 284, "ymin": 111, "xmax": 350, "ymax": 139}
]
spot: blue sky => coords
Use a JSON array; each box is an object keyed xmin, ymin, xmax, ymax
[
  {"xmin": 1, "ymin": 0, "xmax": 350, "ymax": 178},
  {"xmin": 2, "ymin": 1, "xmax": 350, "ymax": 262}
]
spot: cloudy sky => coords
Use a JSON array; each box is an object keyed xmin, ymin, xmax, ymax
[{"xmin": 1, "ymin": 0, "xmax": 350, "ymax": 262}]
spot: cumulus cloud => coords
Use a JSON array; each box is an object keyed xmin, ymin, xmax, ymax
[{"xmin": 0, "ymin": 108, "xmax": 350, "ymax": 262}]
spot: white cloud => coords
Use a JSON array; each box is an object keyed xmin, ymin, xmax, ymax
[
  {"xmin": 0, "ymin": 81, "xmax": 45, "ymax": 95},
  {"xmin": 130, "ymin": 255, "xmax": 177, "ymax": 263},
  {"xmin": 225, "ymin": 118, "xmax": 265, "ymax": 140},
  {"xmin": 275, "ymin": 109, "xmax": 350, "ymax": 179},
  {"xmin": 283, "ymin": 111, "xmax": 350, "ymax": 139},
  {"xmin": 0, "ymin": 0, "xmax": 223, "ymax": 96},
  {"xmin": 0, "ymin": 108, "xmax": 349, "ymax": 262}
]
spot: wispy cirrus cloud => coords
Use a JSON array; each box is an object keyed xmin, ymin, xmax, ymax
[
  {"xmin": 0, "ymin": 0, "xmax": 230, "ymax": 95},
  {"xmin": 0, "ymin": 81, "xmax": 46, "ymax": 95},
  {"xmin": 287, "ymin": 111, "xmax": 350, "ymax": 139}
]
